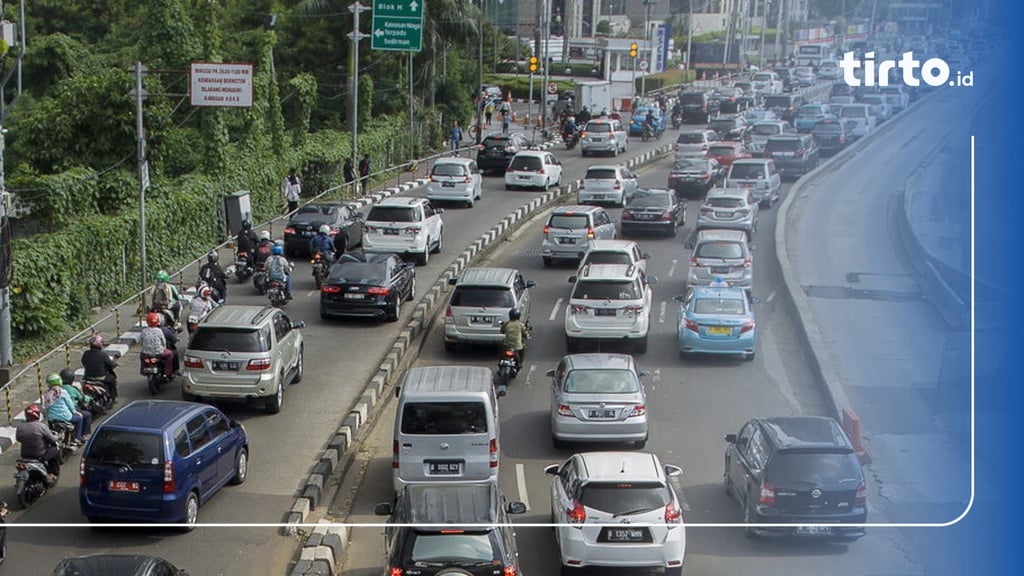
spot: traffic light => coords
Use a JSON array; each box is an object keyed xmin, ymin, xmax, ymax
[
  {"xmin": 528, "ymin": 56, "xmax": 539, "ymax": 73},
  {"xmin": 629, "ymin": 43, "xmax": 638, "ymax": 58}
]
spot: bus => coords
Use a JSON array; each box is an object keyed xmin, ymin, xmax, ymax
[{"xmin": 795, "ymin": 43, "xmax": 831, "ymax": 68}]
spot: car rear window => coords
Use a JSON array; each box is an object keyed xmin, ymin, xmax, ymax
[
  {"xmin": 367, "ymin": 206, "xmax": 417, "ymax": 222},
  {"xmin": 708, "ymin": 119, "xmax": 737, "ymax": 132},
  {"xmin": 752, "ymin": 73, "xmax": 774, "ymax": 83},
  {"xmin": 584, "ymin": 122, "xmax": 611, "ymax": 133},
  {"xmin": 708, "ymin": 145, "xmax": 737, "ymax": 156},
  {"xmin": 583, "ymin": 252, "xmax": 632, "ymax": 266},
  {"xmin": 409, "ymin": 533, "xmax": 494, "ymax": 563},
  {"xmin": 676, "ymin": 132, "xmax": 707, "ymax": 144},
  {"xmin": 765, "ymin": 451, "xmax": 862, "ymax": 485},
  {"xmin": 400, "ymin": 402, "xmax": 488, "ymax": 434},
  {"xmin": 189, "ymin": 327, "xmax": 268, "ymax": 353},
  {"xmin": 548, "ymin": 214, "xmax": 589, "ymax": 229},
  {"xmin": 766, "ymin": 139, "xmax": 802, "ymax": 152},
  {"xmin": 706, "ymin": 197, "xmax": 744, "ymax": 209},
  {"xmin": 764, "ymin": 95, "xmax": 794, "ymax": 108},
  {"xmin": 627, "ymin": 192, "xmax": 671, "ymax": 208},
  {"xmin": 693, "ymin": 297, "xmax": 746, "ymax": 315},
  {"xmin": 813, "ymin": 123, "xmax": 842, "ymax": 134},
  {"xmin": 674, "ymin": 159, "xmax": 710, "ymax": 171},
  {"xmin": 696, "ymin": 241, "xmax": 745, "ymax": 259},
  {"xmin": 841, "ymin": 106, "xmax": 866, "ymax": 118},
  {"xmin": 450, "ymin": 286, "xmax": 515, "ymax": 308},
  {"xmin": 509, "ymin": 156, "xmax": 542, "ymax": 171},
  {"xmin": 572, "ymin": 280, "xmax": 640, "ymax": 300},
  {"xmin": 678, "ymin": 92, "xmax": 706, "ymax": 104},
  {"xmin": 86, "ymin": 430, "xmax": 164, "ymax": 469},
  {"xmin": 482, "ymin": 136, "xmax": 511, "ymax": 148},
  {"xmin": 578, "ymin": 482, "xmax": 670, "ymax": 515},
  {"xmin": 432, "ymin": 163, "xmax": 468, "ymax": 177},
  {"xmin": 729, "ymin": 163, "xmax": 766, "ymax": 180},
  {"xmin": 296, "ymin": 205, "xmax": 336, "ymax": 217},
  {"xmin": 799, "ymin": 105, "xmax": 824, "ymax": 115},
  {"xmin": 565, "ymin": 369, "xmax": 639, "ymax": 393},
  {"xmin": 585, "ymin": 168, "xmax": 618, "ymax": 180},
  {"xmin": 751, "ymin": 124, "xmax": 782, "ymax": 136},
  {"xmin": 328, "ymin": 262, "xmax": 387, "ymax": 283}
]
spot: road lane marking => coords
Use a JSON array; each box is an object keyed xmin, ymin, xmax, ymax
[
  {"xmin": 658, "ymin": 301, "xmax": 667, "ymax": 323},
  {"xmin": 525, "ymin": 364, "xmax": 538, "ymax": 387},
  {"xmin": 516, "ymin": 463, "xmax": 531, "ymax": 511},
  {"xmin": 668, "ymin": 258, "xmax": 678, "ymax": 278},
  {"xmin": 765, "ymin": 290, "xmax": 776, "ymax": 303},
  {"xmin": 548, "ymin": 297, "xmax": 563, "ymax": 321}
]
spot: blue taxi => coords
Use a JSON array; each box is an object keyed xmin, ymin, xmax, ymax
[{"xmin": 675, "ymin": 283, "xmax": 757, "ymax": 361}]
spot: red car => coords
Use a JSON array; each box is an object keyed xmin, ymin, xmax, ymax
[{"xmin": 705, "ymin": 141, "xmax": 751, "ymax": 168}]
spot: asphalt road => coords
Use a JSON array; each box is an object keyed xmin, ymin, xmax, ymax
[{"xmin": 336, "ymin": 156, "xmax": 926, "ymax": 575}]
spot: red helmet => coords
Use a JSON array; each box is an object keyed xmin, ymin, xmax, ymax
[
  {"xmin": 146, "ymin": 312, "xmax": 162, "ymax": 327},
  {"xmin": 88, "ymin": 334, "xmax": 105, "ymax": 349},
  {"xmin": 25, "ymin": 404, "xmax": 41, "ymax": 421},
  {"xmin": 201, "ymin": 287, "xmax": 212, "ymax": 298}
]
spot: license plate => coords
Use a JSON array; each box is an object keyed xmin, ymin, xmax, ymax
[
  {"xmin": 594, "ymin": 308, "xmax": 617, "ymax": 317},
  {"xmin": 109, "ymin": 480, "xmax": 140, "ymax": 492},
  {"xmin": 711, "ymin": 266, "xmax": 731, "ymax": 274},
  {"xmin": 343, "ymin": 293, "xmax": 364, "ymax": 300},
  {"xmin": 427, "ymin": 461, "xmax": 462, "ymax": 475},
  {"xmin": 382, "ymin": 229, "xmax": 400, "ymax": 235},
  {"xmin": 600, "ymin": 527, "xmax": 648, "ymax": 542},
  {"xmin": 518, "ymin": 175, "xmax": 531, "ymax": 180},
  {"xmin": 590, "ymin": 137, "xmax": 603, "ymax": 142},
  {"xmin": 707, "ymin": 326, "xmax": 732, "ymax": 335},
  {"xmin": 795, "ymin": 525, "xmax": 833, "ymax": 536},
  {"xmin": 740, "ymin": 183, "xmax": 754, "ymax": 188},
  {"xmin": 470, "ymin": 316, "xmax": 492, "ymax": 324},
  {"xmin": 212, "ymin": 360, "xmax": 239, "ymax": 371},
  {"xmin": 142, "ymin": 366, "xmax": 159, "ymax": 375},
  {"xmin": 302, "ymin": 230, "xmax": 314, "ymax": 237},
  {"xmin": 442, "ymin": 182, "xmax": 456, "ymax": 187},
  {"xmin": 588, "ymin": 409, "xmax": 617, "ymax": 418},
  {"xmin": 636, "ymin": 214, "xmax": 655, "ymax": 220},
  {"xmin": 558, "ymin": 237, "xmax": 576, "ymax": 245}
]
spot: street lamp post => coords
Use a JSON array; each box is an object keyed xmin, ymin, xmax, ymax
[{"xmin": 348, "ymin": 2, "xmax": 369, "ymax": 161}]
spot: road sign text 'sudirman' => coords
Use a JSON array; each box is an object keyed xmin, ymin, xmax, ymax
[{"xmin": 371, "ymin": 0, "xmax": 424, "ymax": 53}]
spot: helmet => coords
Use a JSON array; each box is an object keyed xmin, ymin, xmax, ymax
[
  {"xmin": 241, "ymin": 220, "xmax": 252, "ymax": 231},
  {"xmin": 88, "ymin": 334, "xmax": 105, "ymax": 349},
  {"xmin": 274, "ymin": 239, "xmax": 284, "ymax": 247},
  {"xmin": 319, "ymin": 225, "xmax": 331, "ymax": 235},
  {"xmin": 46, "ymin": 372, "xmax": 62, "ymax": 388},
  {"xmin": 259, "ymin": 231, "xmax": 271, "ymax": 241},
  {"xmin": 25, "ymin": 404, "xmax": 41, "ymax": 421},
  {"xmin": 508, "ymin": 308, "xmax": 522, "ymax": 321},
  {"xmin": 207, "ymin": 251, "xmax": 219, "ymax": 263},
  {"xmin": 272, "ymin": 245, "xmax": 284, "ymax": 256},
  {"xmin": 156, "ymin": 270, "xmax": 171, "ymax": 283},
  {"xmin": 201, "ymin": 287, "xmax": 212, "ymax": 298},
  {"xmin": 147, "ymin": 312, "xmax": 162, "ymax": 327},
  {"xmin": 60, "ymin": 368, "xmax": 77, "ymax": 385}
]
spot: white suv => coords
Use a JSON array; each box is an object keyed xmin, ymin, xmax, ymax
[
  {"xmin": 564, "ymin": 263, "xmax": 657, "ymax": 354},
  {"xmin": 545, "ymin": 451, "xmax": 686, "ymax": 576},
  {"xmin": 362, "ymin": 197, "xmax": 445, "ymax": 266}
]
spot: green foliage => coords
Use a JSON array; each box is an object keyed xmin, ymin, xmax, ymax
[
  {"xmin": 286, "ymin": 73, "xmax": 319, "ymax": 149},
  {"xmin": 638, "ymin": 69, "xmax": 690, "ymax": 93},
  {"xmin": 140, "ymin": 0, "xmax": 201, "ymax": 69},
  {"xmin": 596, "ymin": 21, "xmax": 612, "ymax": 35}
]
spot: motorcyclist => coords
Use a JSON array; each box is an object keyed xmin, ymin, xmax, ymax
[
  {"xmin": 575, "ymin": 106, "xmax": 591, "ymax": 125},
  {"xmin": 266, "ymin": 244, "xmax": 294, "ymax": 300},
  {"xmin": 148, "ymin": 270, "xmax": 181, "ymax": 327},
  {"xmin": 236, "ymin": 220, "xmax": 258, "ymax": 259},
  {"xmin": 141, "ymin": 312, "xmax": 176, "ymax": 376},
  {"xmin": 188, "ymin": 286, "xmax": 216, "ymax": 330},
  {"xmin": 198, "ymin": 251, "xmax": 228, "ymax": 303},
  {"xmin": 81, "ymin": 334, "xmax": 118, "ymax": 400},
  {"xmin": 42, "ymin": 373, "xmax": 91, "ymax": 446},
  {"xmin": 308, "ymin": 225, "xmax": 336, "ymax": 261},
  {"xmin": 500, "ymin": 309, "xmax": 529, "ymax": 366},
  {"xmin": 15, "ymin": 405, "xmax": 61, "ymax": 482},
  {"xmin": 644, "ymin": 109, "xmax": 659, "ymax": 136},
  {"xmin": 253, "ymin": 231, "xmax": 274, "ymax": 266},
  {"xmin": 562, "ymin": 114, "xmax": 577, "ymax": 137}
]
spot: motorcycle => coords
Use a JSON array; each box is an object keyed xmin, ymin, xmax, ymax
[
  {"xmin": 14, "ymin": 458, "xmax": 54, "ymax": 509},
  {"xmin": 267, "ymin": 279, "xmax": 288, "ymax": 307},
  {"xmin": 563, "ymin": 127, "xmax": 580, "ymax": 150},
  {"xmin": 671, "ymin": 112, "xmax": 683, "ymax": 129},
  {"xmin": 140, "ymin": 352, "xmax": 175, "ymax": 395},
  {"xmin": 253, "ymin": 262, "xmax": 268, "ymax": 295},
  {"xmin": 234, "ymin": 251, "xmax": 254, "ymax": 283},
  {"xmin": 80, "ymin": 379, "xmax": 114, "ymax": 415},
  {"xmin": 641, "ymin": 123, "xmax": 662, "ymax": 142},
  {"xmin": 494, "ymin": 348, "xmax": 521, "ymax": 397},
  {"xmin": 311, "ymin": 252, "xmax": 331, "ymax": 290}
]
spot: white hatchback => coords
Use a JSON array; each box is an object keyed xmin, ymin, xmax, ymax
[
  {"xmin": 424, "ymin": 157, "xmax": 483, "ymax": 207},
  {"xmin": 504, "ymin": 150, "xmax": 564, "ymax": 190}
]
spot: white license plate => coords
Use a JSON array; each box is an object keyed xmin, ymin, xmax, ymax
[
  {"xmin": 795, "ymin": 525, "xmax": 833, "ymax": 535},
  {"xmin": 558, "ymin": 237, "xmax": 576, "ymax": 245},
  {"xmin": 518, "ymin": 175, "xmax": 531, "ymax": 180},
  {"xmin": 343, "ymin": 293, "xmax": 363, "ymax": 300}
]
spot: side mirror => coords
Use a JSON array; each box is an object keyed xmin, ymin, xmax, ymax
[
  {"xmin": 526, "ymin": 280, "xmax": 537, "ymax": 288},
  {"xmin": 545, "ymin": 369, "xmax": 556, "ymax": 377},
  {"xmin": 664, "ymin": 465, "xmax": 683, "ymax": 478},
  {"xmin": 356, "ymin": 212, "xmax": 365, "ymax": 219},
  {"xmin": 724, "ymin": 433, "xmax": 738, "ymax": 444},
  {"xmin": 638, "ymin": 370, "xmax": 650, "ymax": 377},
  {"xmin": 568, "ymin": 276, "xmax": 578, "ymax": 284},
  {"xmin": 648, "ymin": 276, "xmax": 659, "ymax": 286},
  {"xmin": 292, "ymin": 321, "xmax": 306, "ymax": 329},
  {"xmin": 507, "ymin": 501, "xmax": 528, "ymax": 515},
  {"xmin": 373, "ymin": 502, "xmax": 394, "ymax": 516},
  {"xmin": 671, "ymin": 295, "xmax": 686, "ymax": 303},
  {"xmin": 684, "ymin": 241, "xmax": 694, "ymax": 249},
  {"xmin": 394, "ymin": 386, "xmax": 402, "ymax": 398},
  {"xmin": 231, "ymin": 419, "xmax": 243, "ymax": 429},
  {"xmin": 436, "ymin": 208, "xmax": 446, "ymax": 215},
  {"xmin": 448, "ymin": 277, "xmax": 459, "ymax": 286},
  {"xmin": 641, "ymin": 253, "xmax": 651, "ymax": 259},
  {"xmin": 544, "ymin": 464, "xmax": 561, "ymax": 476}
]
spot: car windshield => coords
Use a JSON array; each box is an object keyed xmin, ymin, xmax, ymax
[
  {"xmin": 798, "ymin": 105, "xmax": 824, "ymax": 115},
  {"xmin": 706, "ymin": 197, "xmax": 744, "ymax": 209},
  {"xmin": 676, "ymin": 132, "xmax": 707, "ymax": 144},
  {"xmin": 432, "ymin": 163, "xmax": 468, "ymax": 177},
  {"xmin": 189, "ymin": 327, "xmax": 268, "ymax": 353},
  {"xmin": 564, "ymin": 369, "xmax": 640, "ymax": 394},
  {"xmin": 764, "ymin": 96, "xmax": 793, "ymax": 108},
  {"xmin": 627, "ymin": 192, "xmax": 671, "ymax": 208},
  {"xmin": 410, "ymin": 533, "xmax": 495, "ymax": 562},
  {"xmin": 709, "ymin": 120, "xmax": 737, "ymax": 131},
  {"xmin": 572, "ymin": 280, "xmax": 640, "ymax": 300},
  {"xmin": 367, "ymin": 206, "xmax": 417, "ymax": 222},
  {"xmin": 296, "ymin": 205, "xmax": 336, "ymax": 217},
  {"xmin": 709, "ymin": 145, "xmax": 738, "ymax": 156},
  {"xmin": 752, "ymin": 74, "xmax": 774, "ymax": 82},
  {"xmin": 585, "ymin": 168, "xmax": 618, "ymax": 180},
  {"xmin": 584, "ymin": 252, "xmax": 632, "ymax": 266},
  {"xmin": 328, "ymin": 263, "xmax": 387, "ymax": 284},
  {"xmin": 765, "ymin": 451, "xmax": 862, "ymax": 485},
  {"xmin": 585, "ymin": 122, "xmax": 611, "ymax": 133},
  {"xmin": 693, "ymin": 297, "xmax": 746, "ymax": 315},
  {"xmin": 482, "ymin": 136, "xmax": 511, "ymax": 148},
  {"xmin": 548, "ymin": 215, "xmax": 589, "ymax": 229},
  {"xmin": 696, "ymin": 241, "xmax": 745, "ymax": 259},
  {"xmin": 400, "ymin": 402, "xmax": 489, "ymax": 434},
  {"xmin": 813, "ymin": 123, "xmax": 842, "ymax": 134},
  {"xmin": 578, "ymin": 482, "xmax": 670, "ymax": 515},
  {"xmin": 729, "ymin": 163, "xmax": 766, "ymax": 180},
  {"xmin": 766, "ymin": 139, "xmax": 801, "ymax": 152},
  {"xmin": 751, "ymin": 124, "xmax": 781, "ymax": 136},
  {"xmin": 674, "ymin": 159, "xmax": 709, "ymax": 171},
  {"xmin": 509, "ymin": 156, "xmax": 542, "ymax": 171},
  {"xmin": 841, "ymin": 106, "xmax": 866, "ymax": 118},
  {"xmin": 450, "ymin": 286, "xmax": 515, "ymax": 308},
  {"xmin": 85, "ymin": 430, "xmax": 164, "ymax": 469}
]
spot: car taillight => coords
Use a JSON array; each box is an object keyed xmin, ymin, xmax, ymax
[
  {"xmin": 854, "ymin": 482, "xmax": 867, "ymax": 506},
  {"xmin": 569, "ymin": 304, "xmax": 587, "ymax": 314},
  {"xmin": 684, "ymin": 318, "xmax": 699, "ymax": 332},
  {"xmin": 557, "ymin": 404, "xmax": 573, "ymax": 416},
  {"xmin": 794, "ymin": 149, "xmax": 804, "ymax": 157},
  {"xmin": 247, "ymin": 357, "xmax": 272, "ymax": 371},
  {"xmin": 322, "ymin": 285, "xmax": 342, "ymax": 294},
  {"xmin": 659, "ymin": 211, "xmax": 674, "ymax": 221},
  {"xmin": 740, "ymin": 320, "xmax": 755, "ymax": 333},
  {"xmin": 701, "ymin": 144, "xmax": 708, "ymax": 151},
  {"xmin": 624, "ymin": 305, "xmax": 642, "ymax": 316},
  {"xmin": 283, "ymin": 226, "xmax": 295, "ymax": 235},
  {"xmin": 743, "ymin": 257, "xmax": 752, "ymax": 269},
  {"xmin": 689, "ymin": 257, "xmax": 701, "ymax": 267},
  {"xmin": 503, "ymin": 565, "xmax": 517, "ymax": 576},
  {"xmin": 699, "ymin": 173, "xmax": 709, "ymax": 179},
  {"xmin": 665, "ymin": 500, "xmax": 682, "ymax": 523},
  {"xmin": 586, "ymin": 227, "xmax": 595, "ymax": 239},
  {"xmin": 614, "ymin": 180, "xmax": 622, "ymax": 189},
  {"xmin": 365, "ymin": 226, "xmax": 378, "ymax": 233},
  {"xmin": 389, "ymin": 567, "xmax": 403, "ymax": 576},
  {"xmin": 79, "ymin": 458, "xmax": 87, "ymax": 486},
  {"xmin": 367, "ymin": 286, "xmax": 390, "ymax": 296},
  {"xmin": 568, "ymin": 501, "xmax": 587, "ymax": 524},
  {"xmin": 543, "ymin": 225, "xmax": 550, "ymax": 238},
  {"xmin": 701, "ymin": 206, "xmax": 713, "ymax": 213},
  {"xmin": 404, "ymin": 226, "xmax": 420, "ymax": 236},
  {"xmin": 463, "ymin": 176, "xmax": 472, "ymax": 183},
  {"xmin": 538, "ymin": 168, "xmax": 546, "ymax": 174},
  {"xmin": 580, "ymin": 131, "xmax": 587, "ymax": 138},
  {"xmin": 621, "ymin": 211, "xmax": 634, "ymax": 220},
  {"xmin": 759, "ymin": 482, "xmax": 776, "ymax": 506},
  {"xmin": 183, "ymin": 355, "xmax": 203, "ymax": 369},
  {"xmin": 163, "ymin": 461, "xmax": 175, "ymax": 493},
  {"xmin": 629, "ymin": 404, "xmax": 646, "ymax": 417},
  {"xmin": 489, "ymin": 438, "xmax": 498, "ymax": 468},
  {"xmin": 445, "ymin": 305, "xmax": 452, "ymax": 317},
  {"xmin": 392, "ymin": 440, "xmax": 399, "ymax": 469}
]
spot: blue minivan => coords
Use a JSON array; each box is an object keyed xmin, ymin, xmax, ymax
[{"xmin": 79, "ymin": 400, "xmax": 248, "ymax": 529}]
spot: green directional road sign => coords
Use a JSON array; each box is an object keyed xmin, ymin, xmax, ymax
[{"xmin": 371, "ymin": 0, "xmax": 424, "ymax": 53}]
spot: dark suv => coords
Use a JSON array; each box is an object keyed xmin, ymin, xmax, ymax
[
  {"xmin": 374, "ymin": 483, "xmax": 527, "ymax": 576},
  {"xmin": 677, "ymin": 90, "xmax": 718, "ymax": 124},
  {"xmin": 723, "ymin": 416, "xmax": 867, "ymax": 541},
  {"xmin": 763, "ymin": 94, "xmax": 802, "ymax": 124},
  {"xmin": 811, "ymin": 119, "xmax": 850, "ymax": 155},
  {"xmin": 476, "ymin": 132, "xmax": 531, "ymax": 174},
  {"xmin": 764, "ymin": 134, "xmax": 819, "ymax": 179}
]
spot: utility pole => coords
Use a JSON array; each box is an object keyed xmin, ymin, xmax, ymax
[
  {"xmin": 774, "ymin": 0, "xmax": 785, "ymax": 65},
  {"xmin": 348, "ymin": 2, "xmax": 369, "ymax": 161},
  {"xmin": 869, "ymin": 0, "xmax": 878, "ymax": 41},
  {"xmin": 685, "ymin": 1, "xmax": 694, "ymax": 74},
  {"xmin": 541, "ymin": 0, "xmax": 551, "ymax": 131},
  {"xmin": 477, "ymin": 2, "xmax": 484, "ymax": 145},
  {"xmin": 641, "ymin": 0, "xmax": 655, "ymax": 97},
  {"xmin": 131, "ymin": 63, "xmax": 150, "ymax": 294},
  {"xmin": 759, "ymin": 0, "xmax": 769, "ymax": 66}
]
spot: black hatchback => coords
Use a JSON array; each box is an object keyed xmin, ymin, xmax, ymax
[
  {"xmin": 283, "ymin": 202, "xmax": 364, "ymax": 256},
  {"xmin": 375, "ymin": 483, "xmax": 527, "ymax": 576},
  {"xmin": 724, "ymin": 416, "xmax": 867, "ymax": 541},
  {"xmin": 476, "ymin": 132, "xmax": 531, "ymax": 174},
  {"xmin": 319, "ymin": 252, "xmax": 415, "ymax": 321}
]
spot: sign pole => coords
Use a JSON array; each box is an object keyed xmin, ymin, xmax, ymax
[
  {"xmin": 349, "ymin": 3, "xmax": 369, "ymax": 162},
  {"xmin": 529, "ymin": 72, "xmax": 535, "ymax": 142}
]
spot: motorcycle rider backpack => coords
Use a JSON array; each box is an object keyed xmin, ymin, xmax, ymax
[{"xmin": 151, "ymin": 282, "xmax": 172, "ymax": 310}]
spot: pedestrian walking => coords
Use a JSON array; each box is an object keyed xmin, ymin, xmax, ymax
[
  {"xmin": 485, "ymin": 101, "xmax": 494, "ymax": 125},
  {"xmin": 500, "ymin": 100, "xmax": 512, "ymax": 135},
  {"xmin": 343, "ymin": 157, "xmax": 356, "ymax": 195},
  {"xmin": 358, "ymin": 154, "xmax": 371, "ymax": 195},
  {"xmin": 450, "ymin": 121, "xmax": 464, "ymax": 156},
  {"xmin": 282, "ymin": 168, "xmax": 301, "ymax": 214},
  {"xmin": 0, "ymin": 501, "xmax": 7, "ymax": 566}
]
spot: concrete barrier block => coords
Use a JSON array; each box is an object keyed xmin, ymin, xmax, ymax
[
  {"xmin": 302, "ymin": 476, "xmax": 324, "ymax": 508},
  {"xmin": 327, "ymin": 432, "xmax": 349, "ymax": 454},
  {"xmin": 342, "ymin": 414, "xmax": 360, "ymax": 433},
  {"xmin": 283, "ymin": 511, "xmax": 305, "ymax": 536},
  {"xmin": 118, "ymin": 331, "xmax": 142, "ymax": 345},
  {"xmin": 350, "ymin": 402, "xmax": 369, "ymax": 427},
  {"xmin": 104, "ymin": 344, "xmax": 129, "ymax": 359},
  {"xmin": 319, "ymin": 447, "xmax": 340, "ymax": 474},
  {"xmin": 288, "ymin": 559, "xmax": 314, "ymax": 576}
]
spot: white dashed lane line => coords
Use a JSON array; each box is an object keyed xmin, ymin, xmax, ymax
[
  {"xmin": 668, "ymin": 258, "xmax": 678, "ymax": 278},
  {"xmin": 516, "ymin": 463, "xmax": 532, "ymax": 511},
  {"xmin": 548, "ymin": 297, "xmax": 564, "ymax": 322}
]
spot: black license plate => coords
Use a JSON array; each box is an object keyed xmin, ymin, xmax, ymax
[
  {"xmin": 635, "ymin": 213, "xmax": 656, "ymax": 220},
  {"xmin": 588, "ymin": 409, "xmax": 617, "ymax": 418},
  {"xmin": 427, "ymin": 461, "xmax": 462, "ymax": 475},
  {"xmin": 302, "ymin": 230, "xmax": 314, "ymax": 237},
  {"xmin": 594, "ymin": 308, "xmax": 617, "ymax": 317},
  {"xmin": 212, "ymin": 361, "xmax": 239, "ymax": 371},
  {"xmin": 558, "ymin": 237, "xmax": 576, "ymax": 245},
  {"xmin": 383, "ymin": 229, "xmax": 400, "ymax": 236},
  {"xmin": 470, "ymin": 316, "xmax": 492, "ymax": 324},
  {"xmin": 598, "ymin": 527, "xmax": 651, "ymax": 543},
  {"xmin": 442, "ymin": 182, "xmax": 456, "ymax": 187},
  {"xmin": 711, "ymin": 266, "xmax": 731, "ymax": 274}
]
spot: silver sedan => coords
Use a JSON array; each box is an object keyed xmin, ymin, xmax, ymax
[{"xmin": 548, "ymin": 353, "xmax": 649, "ymax": 449}]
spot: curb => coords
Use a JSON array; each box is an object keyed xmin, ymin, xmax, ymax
[{"xmin": 285, "ymin": 141, "xmax": 674, "ymax": 574}]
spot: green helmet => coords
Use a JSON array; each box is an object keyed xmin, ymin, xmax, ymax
[
  {"xmin": 156, "ymin": 270, "xmax": 171, "ymax": 283},
  {"xmin": 46, "ymin": 372, "xmax": 62, "ymax": 388}
]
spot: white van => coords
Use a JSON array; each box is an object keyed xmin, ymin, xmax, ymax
[{"xmin": 392, "ymin": 365, "xmax": 500, "ymax": 492}]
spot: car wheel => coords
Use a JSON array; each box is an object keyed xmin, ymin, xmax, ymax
[
  {"xmin": 581, "ymin": 149, "xmax": 589, "ymax": 158},
  {"xmin": 665, "ymin": 567, "xmax": 683, "ymax": 576},
  {"xmin": 409, "ymin": 278, "xmax": 416, "ymax": 299},
  {"xmin": 634, "ymin": 336, "xmax": 648, "ymax": 354},
  {"xmin": 553, "ymin": 437, "xmax": 569, "ymax": 449},
  {"xmin": 565, "ymin": 336, "xmax": 578, "ymax": 353},
  {"xmin": 560, "ymin": 565, "xmax": 581, "ymax": 576},
  {"xmin": 415, "ymin": 249, "xmax": 429, "ymax": 266},
  {"xmin": 387, "ymin": 292, "xmax": 402, "ymax": 322},
  {"xmin": 320, "ymin": 310, "xmax": 330, "ymax": 320},
  {"xmin": 182, "ymin": 391, "xmax": 200, "ymax": 403},
  {"xmin": 634, "ymin": 436, "xmax": 648, "ymax": 449},
  {"xmin": 265, "ymin": 380, "xmax": 284, "ymax": 414},
  {"xmin": 182, "ymin": 491, "xmax": 200, "ymax": 532},
  {"xmin": 292, "ymin": 347, "xmax": 304, "ymax": 383},
  {"xmin": 505, "ymin": 183, "xmax": 514, "ymax": 190},
  {"xmin": 745, "ymin": 351, "xmax": 756, "ymax": 362},
  {"xmin": 466, "ymin": 198, "xmax": 474, "ymax": 208},
  {"xmin": 669, "ymin": 223, "xmax": 678, "ymax": 238},
  {"xmin": 543, "ymin": 256, "xmax": 553, "ymax": 267},
  {"xmin": 230, "ymin": 447, "xmax": 249, "ymax": 485},
  {"xmin": 444, "ymin": 340, "xmax": 458, "ymax": 352},
  {"xmin": 724, "ymin": 470, "xmax": 735, "ymax": 496}
]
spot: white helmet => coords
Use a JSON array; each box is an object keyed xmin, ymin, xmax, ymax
[
  {"xmin": 319, "ymin": 225, "xmax": 331, "ymax": 235},
  {"xmin": 259, "ymin": 231, "xmax": 271, "ymax": 241}
]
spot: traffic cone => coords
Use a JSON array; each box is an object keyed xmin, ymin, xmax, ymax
[
  {"xmin": 511, "ymin": 110, "xmax": 518, "ymax": 123},
  {"xmin": 522, "ymin": 113, "xmax": 529, "ymax": 126}
]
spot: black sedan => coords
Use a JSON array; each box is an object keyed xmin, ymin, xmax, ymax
[
  {"xmin": 283, "ymin": 202, "xmax": 365, "ymax": 256},
  {"xmin": 319, "ymin": 252, "xmax": 415, "ymax": 322},
  {"xmin": 667, "ymin": 158, "xmax": 725, "ymax": 198},
  {"xmin": 476, "ymin": 132, "xmax": 532, "ymax": 174},
  {"xmin": 620, "ymin": 188, "xmax": 686, "ymax": 237}
]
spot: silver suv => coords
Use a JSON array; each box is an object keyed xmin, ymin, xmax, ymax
[
  {"xmin": 686, "ymin": 229, "xmax": 754, "ymax": 288},
  {"xmin": 541, "ymin": 205, "xmax": 617, "ymax": 266},
  {"xmin": 444, "ymin": 267, "xmax": 536, "ymax": 351},
  {"xmin": 565, "ymin": 264, "xmax": 657, "ymax": 354},
  {"xmin": 182, "ymin": 305, "xmax": 305, "ymax": 414},
  {"xmin": 696, "ymin": 188, "xmax": 759, "ymax": 237}
]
